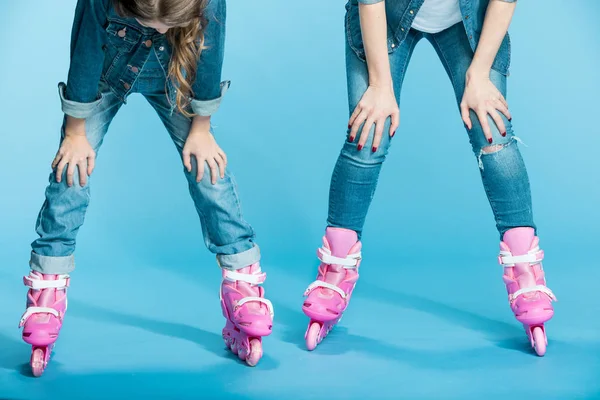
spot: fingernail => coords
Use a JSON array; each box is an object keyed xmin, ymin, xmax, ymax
[
  {"xmin": 488, "ymin": 138, "xmax": 493, "ymax": 144},
  {"xmin": 391, "ymin": 131, "xmax": 396, "ymax": 137},
  {"xmin": 357, "ymin": 144, "xmax": 363, "ymax": 151},
  {"xmin": 372, "ymin": 146, "xmax": 377, "ymax": 152},
  {"xmin": 508, "ymin": 118, "xmax": 512, "ymax": 122},
  {"xmin": 348, "ymin": 124, "xmax": 352, "ymax": 129},
  {"xmin": 501, "ymin": 132, "xmax": 506, "ymax": 137},
  {"xmin": 348, "ymin": 136, "xmax": 355, "ymax": 143}
]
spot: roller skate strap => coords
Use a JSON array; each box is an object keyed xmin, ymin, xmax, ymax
[
  {"xmin": 236, "ymin": 296, "xmax": 275, "ymax": 318},
  {"xmin": 23, "ymin": 274, "xmax": 70, "ymax": 290},
  {"xmin": 18, "ymin": 306, "xmax": 61, "ymax": 327},
  {"xmin": 317, "ymin": 248, "xmax": 361, "ymax": 268},
  {"xmin": 223, "ymin": 269, "xmax": 266, "ymax": 285},
  {"xmin": 304, "ymin": 280, "xmax": 347, "ymax": 299},
  {"xmin": 509, "ymin": 285, "xmax": 557, "ymax": 303},
  {"xmin": 498, "ymin": 247, "xmax": 544, "ymax": 267}
]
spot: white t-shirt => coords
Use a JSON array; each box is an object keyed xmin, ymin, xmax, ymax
[{"xmin": 411, "ymin": 0, "xmax": 463, "ymax": 34}]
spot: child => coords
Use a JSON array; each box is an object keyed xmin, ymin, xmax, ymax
[
  {"xmin": 302, "ymin": 0, "xmax": 555, "ymax": 356},
  {"xmin": 19, "ymin": 0, "xmax": 273, "ymax": 375}
]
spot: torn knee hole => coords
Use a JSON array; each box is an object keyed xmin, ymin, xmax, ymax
[{"xmin": 481, "ymin": 144, "xmax": 505, "ymax": 154}]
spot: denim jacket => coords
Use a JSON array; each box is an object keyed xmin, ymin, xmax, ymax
[
  {"xmin": 349, "ymin": 0, "xmax": 517, "ymax": 75},
  {"xmin": 60, "ymin": 0, "xmax": 228, "ymax": 119}
]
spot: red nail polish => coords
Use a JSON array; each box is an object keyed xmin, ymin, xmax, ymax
[
  {"xmin": 501, "ymin": 132, "xmax": 506, "ymax": 137},
  {"xmin": 348, "ymin": 136, "xmax": 355, "ymax": 143},
  {"xmin": 391, "ymin": 131, "xmax": 396, "ymax": 137},
  {"xmin": 357, "ymin": 144, "xmax": 363, "ymax": 151},
  {"xmin": 488, "ymin": 138, "xmax": 493, "ymax": 144},
  {"xmin": 372, "ymin": 146, "xmax": 377, "ymax": 152},
  {"xmin": 348, "ymin": 124, "xmax": 352, "ymax": 129}
]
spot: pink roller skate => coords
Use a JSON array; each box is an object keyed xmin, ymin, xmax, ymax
[
  {"xmin": 220, "ymin": 263, "xmax": 274, "ymax": 366},
  {"xmin": 18, "ymin": 271, "xmax": 70, "ymax": 377},
  {"xmin": 302, "ymin": 227, "xmax": 362, "ymax": 351},
  {"xmin": 499, "ymin": 227, "xmax": 556, "ymax": 356}
]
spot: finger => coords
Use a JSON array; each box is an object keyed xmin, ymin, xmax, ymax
[
  {"xmin": 494, "ymin": 99, "xmax": 512, "ymax": 122},
  {"xmin": 182, "ymin": 150, "xmax": 192, "ymax": 172},
  {"xmin": 476, "ymin": 109, "xmax": 493, "ymax": 143},
  {"xmin": 389, "ymin": 109, "xmax": 400, "ymax": 137},
  {"xmin": 348, "ymin": 104, "xmax": 362, "ymax": 130},
  {"xmin": 358, "ymin": 117, "xmax": 375, "ymax": 151},
  {"xmin": 206, "ymin": 159, "xmax": 218, "ymax": 184},
  {"xmin": 460, "ymin": 102, "xmax": 472, "ymax": 130},
  {"xmin": 349, "ymin": 108, "xmax": 368, "ymax": 142},
  {"xmin": 78, "ymin": 160, "xmax": 88, "ymax": 187},
  {"xmin": 66, "ymin": 161, "xmax": 76, "ymax": 187},
  {"xmin": 51, "ymin": 151, "xmax": 63, "ymax": 169},
  {"xmin": 488, "ymin": 108, "xmax": 507, "ymax": 137},
  {"xmin": 195, "ymin": 156, "xmax": 205, "ymax": 183},
  {"xmin": 371, "ymin": 118, "xmax": 386, "ymax": 152},
  {"xmin": 87, "ymin": 153, "xmax": 96, "ymax": 176},
  {"xmin": 218, "ymin": 149, "xmax": 228, "ymax": 166},
  {"xmin": 216, "ymin": 153, "xmax": 226, "ymax": 179},
  {"xmin": 55, "ymin": 158, "xmax": 68, "ymax": 183},
  {"xmin": 498, "ymin": 93, "xmax": 509, "ymax": 109}
]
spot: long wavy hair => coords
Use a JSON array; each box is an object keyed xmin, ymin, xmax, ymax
[{"xmin": 113, "ymin": 0, "xmax": 208, "ymax": 117}]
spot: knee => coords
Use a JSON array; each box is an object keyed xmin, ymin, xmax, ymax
[
  {"xmin": 476, "ymin": 137, "xmax": 525, "ymax": 174},
  {"xmin": 341, "ymin": 123, "xmax": 393, "ymax": 166}
]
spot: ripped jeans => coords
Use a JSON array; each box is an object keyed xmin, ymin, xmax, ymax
[{"xmin": 328, "ymin": 23, "xmax": 536, "ymax": 238}]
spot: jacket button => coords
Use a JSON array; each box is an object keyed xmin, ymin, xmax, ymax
[
  {"xmin": 130, "ymin": 66, "xmax": 139, "ymax": 73},
  {"xmin": 465, "ymin": 15, "xmax": 469, "ymax": 19},
  {"xmin": 145, "ymin": 40, "xmax": 152, "ymax": 48},
  {"xmin": 159, "ymin": 46, "xmax": 165, "ymax": 51},
  {"xmin": 409, "ymin": 9, "xmax": 414, "ymax": 14},
  {"xmin": 123, "ymin": 82, "xmax": 131, "ymax": 90},
  {"xmin": 118, "ymin": 28, "xmax": 127, "ymax": 38}
]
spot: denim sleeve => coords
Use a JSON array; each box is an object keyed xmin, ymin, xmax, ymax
[
  {"xmin": 190, "ymin": 0, "xmax": 230, "ymax": 117},
  {"xmin": 62, "ymin": 0, "xmax": 109, "ymax": 117}
]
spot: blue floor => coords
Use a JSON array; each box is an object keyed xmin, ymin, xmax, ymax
[
  {"xmin": 2, "ymin": 1, "xmax": 599, "ymax": 398},
  {"xmin": 1, "ymin": 242, "xmax": 599, "ymax": 399}
]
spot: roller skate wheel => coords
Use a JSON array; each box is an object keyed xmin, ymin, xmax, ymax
[
  {"xmin": 245, "ymin": 338, "xmax": 262, "ymax": 367},
  {"xmin": 305, "ymin": 322, "xmax": 321, "ymax": 351},
  {"xmin": 531, "ymin": 326, "xmax": 546, "ymax": 357},
  {"xmin": 30, "ymin": 348, "xmax": 46, "ymax": 377}
]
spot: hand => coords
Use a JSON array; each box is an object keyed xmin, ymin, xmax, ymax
[
  {"xmin": 183, "ymin": 116, "xmax": 227, "ymax": 185},
  {"xmin": 348, "ymin": 84, "xmax": 399, "ymax": 152},
  {"xmin": 52, "ymin": 117, "xmax": 95, "ymax": 187},
  {"xmin": 460, "ymin": 68, "xmax": 512, "ymax": 143}
]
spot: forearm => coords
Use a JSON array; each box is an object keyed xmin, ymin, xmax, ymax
[
  {"xmin": 469, "ymin": 0, "xmax": 516, "ymax": 76},
  {"xmin": 358, "ymin": 1, "xmax": 392, "ymax": 87}
]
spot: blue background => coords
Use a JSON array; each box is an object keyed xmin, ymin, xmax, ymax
[{"xmin": 1, "ymin": 1, "xmax": 599, "ymax": 399}]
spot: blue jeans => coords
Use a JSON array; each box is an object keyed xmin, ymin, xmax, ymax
[
  {"xmin": 30, "ymin": 49, "xmax": 260, "ymax": 274},
  {"xmin": 328, "ymin": 23, "xmax": 536, "ymax": 239}
]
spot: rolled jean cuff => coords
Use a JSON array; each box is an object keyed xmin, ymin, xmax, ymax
[
  {"xmin": 216, "ymin": 244, "xmax": 260, "ymax": 271},
  {"xmin": 190, "ymin": 81, "xmax": 231, "ymax": 116},
  {"xmin": 29, "ymin": 251, "xmax": 75, "ymax": 275},
  {"xmin": 58, "ymin": 82, "xmax": 103, "ymax": 119}
]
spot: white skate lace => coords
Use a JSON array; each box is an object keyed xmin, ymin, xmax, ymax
[
  {"xmin": 221, "ymin": 268, "xmax": 274, "ymax": 319},
  {"xmin": 303, "ymin": 247, "xmax": 361, "ymax": 298},
  {"xmin": 509, "ymin": 285, "xmax": 557, "ymax": 304},
  {"xmin": 317, "ymin": 247, "xmax": 361, "ymax": 268},
  {"xmin": 498, "ymin": 247, "xmax": 544, "ymax": 267},
  {"xmin": 19, "ymin": 273, "xmax": 70, "ymax": 327}
]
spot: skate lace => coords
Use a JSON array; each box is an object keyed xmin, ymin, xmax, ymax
[
  {"xmin": 222, "ymin": 268, "xmax": 274, "ymax": 319},
  {"xmin": 509, "ymin": 285, "xmax": 557, "ymax": 304},
  {"xmin": 303, "ymin": 247, "xmax": 361, "ymax": 298},
  {"xmin": 19, "ymin": 273, "xmax": 69, "ymax": 328}
]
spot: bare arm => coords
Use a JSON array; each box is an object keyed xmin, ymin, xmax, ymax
[
  {"xmin": 470, "ymin": 0, "xmax": 516, "ymax": 75},
  {"xmin": 348, "ymin": 1, "xmax": 399, "ymax": 152},
  {"xmin": 461, "ymin": 0, "xmax": 517, "ymax": 140}
]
